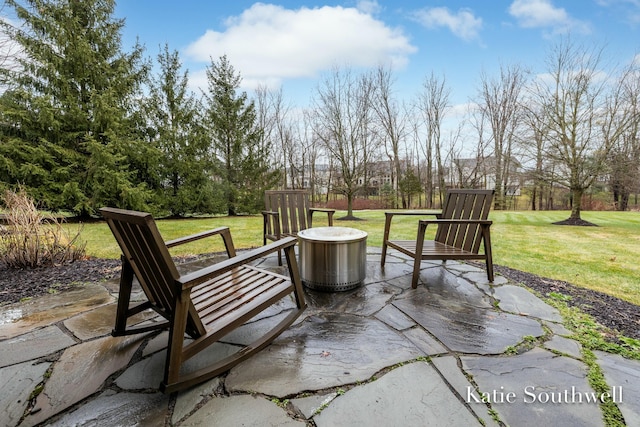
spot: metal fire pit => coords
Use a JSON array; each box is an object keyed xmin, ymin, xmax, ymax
[{"xmin": 298, "ymin": 226, "xmax": 368, "ymax": 291}]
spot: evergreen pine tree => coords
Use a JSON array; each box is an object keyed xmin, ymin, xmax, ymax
[
  {"xmin": 0, "ymin": 0, "xmax": 151, "ymax": 216},
  {"xmin": 146, "ymin": 45, "xmax": 222, "ymax": 216},
  {"xmin": 202, "ymin": 55, "xmax": 278, "ymax": 216}
]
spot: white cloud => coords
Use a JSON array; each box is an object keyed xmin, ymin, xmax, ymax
[
  {"xmin": 184, "ymin": 3, "xmax": 415, "ymax": 91},
  {"xmin": 356, "ymin": 0, "xmax": 382, "ymax": 15},
  {"xmin": 508, "ymin": 0, "xmax": 591, "ymax": 34},
  {"xmin": 411, "ymin": 7, "xmax": 483, "ymax": 42}
]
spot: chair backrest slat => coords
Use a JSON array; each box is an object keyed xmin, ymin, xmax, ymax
[
  {"xmin": 101, "ymin": 208, "xmax": 189, "ymax": 319},
  {"xmin": 435, "ymin": 189, "xmax": 493, "ymax": 252},
  {"xmin": 265, "ymin": 190, "xmax": 310, "ymax": 234}
]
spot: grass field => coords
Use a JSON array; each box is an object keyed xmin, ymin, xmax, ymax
[{"xmin": 64, "ymin": 210, "xmax": 640, "ymax": 307}]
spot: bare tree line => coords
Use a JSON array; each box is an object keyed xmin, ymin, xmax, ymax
[{"xmin": 256, "ymin": 38, "xmax": 640, "ymax": 219}]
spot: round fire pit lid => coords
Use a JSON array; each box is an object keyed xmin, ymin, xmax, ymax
[{"xmin": 298, "ymin": 226, "xmax": 367, "ymax": 242}]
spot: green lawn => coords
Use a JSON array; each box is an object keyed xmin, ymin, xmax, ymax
[{"xmin": 65, "ymin": 210, "xmax": 640, "ymax": 307}]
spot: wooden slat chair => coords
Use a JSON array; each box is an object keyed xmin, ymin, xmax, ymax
[
  {"xmin": 381, "ymin": 189, "xmax": 495, "ymax": 289},
  {"xmin": 262, "ymin": 190, "xmax": 335, "ymax": 265},
  {"xmin": 100, "ymin": 207, "xmax": 306, "ymax": 393}
]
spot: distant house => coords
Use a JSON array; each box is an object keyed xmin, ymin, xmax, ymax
[
  {"xmin": 289, "ymin": 156, "xmax": 523, "ymax": 198},
  {"xmin": 451, "ymin": 156, "xmax": 522, "ymax": 195}
]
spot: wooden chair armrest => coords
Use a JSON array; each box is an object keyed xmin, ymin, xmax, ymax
[
  {"xmin": 177, "ymin": 236, "xmax": 298, "ymax": 290},
  {"xmin": 384, "ymin": 210, "xmax": 442, "ymax": 218},
  {"xmin": 165, "ymin": 227, "xmax": 231, "ymax": 248},
  {"xmin": 165, "ymin": 226, "xmax": 237, "ymax": 258},
  {"xmin": 309, "ymin": 207, "xmax": 335, "ymax": 213},
  {"xmin": 418, "ymin": 219, "xmax": 492, "ymax": 226},
  {"xmin": 383, "ymin": 210, "xmax": 443, "ymax": 243},
  {"xmin": 261, "ymin": 210, "xmax": 280, "ymax": 231},
  {"xmin": 309, "ymin": 208, "xmax": 335, "ymax": 226},
  {"xmin": 262, "ymin": 210, "xmax": 282, "ymax": 239}
]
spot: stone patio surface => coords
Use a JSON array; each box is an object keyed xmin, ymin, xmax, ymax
[{"xmin": 1, "ymin": 248, "xmax": 639, "ymax": 426}]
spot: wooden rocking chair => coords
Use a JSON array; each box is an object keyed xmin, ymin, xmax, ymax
[
  {"xmin": 100, "ymin": 208, "xmax": 306, "ymax": 393},
  {"xmin": 381, "ymin": 189, "xmax": 495, "ymax": 289}
]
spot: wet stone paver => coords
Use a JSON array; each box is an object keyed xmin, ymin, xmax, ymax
[
  {"xmin": 595, "ymin": 351, "xmax": 640, "ymax": 426},
  {"xmin": 46, "ymin": 391, "xmax": 168, "ymax": 427},
  {"xmin": 544, "ymin": 335, "xmax": 583, "ymax": 359},
  {"xmin": 63, "ymin": 303, "xmax": 158, "ymax": 341},
  {"xmin": 493, "ymin": 284, "xmax": 564, "ymax": 322},
  {"xmin": 0, "ymin": 283, "xmax": 113, "ymax": 340},
  {"xmin": 313, "ymin": 361, "xmax": 480, "ymax": 427},
  {"xmin": 181, "ymin": 394, "xmax": 305, "ymax": 427},
  {"xmin": 0, "ymin": 361, "xmax": 50, "ymax": 427},
  {"xmin": 462, "ymin": 347, "xmax": 605, "ymax": 427},
  {"xmin": 392, "ymin": 270, "xmax": 545, "ymax": 354},
  {"xmin": 0, "ymin": 249, "xmax": 638, "ymax": 426},
  {"xmin": 225, "ymin": 311, "xmax": 424, "ymax": 396},
  {"xmin": 430, "ymin": 356, "xmax": 501, "ymax": 427},
  {"xmin": 172, "ymin": 377, "xmax": 222, "ymax": 424},
  {"xmin": 22, "ymin": 334, "xmax": 146, "ymax": 427},
  {"xmin": 0, "ymin": 326, "xmax": 76, "ymax": 367}
]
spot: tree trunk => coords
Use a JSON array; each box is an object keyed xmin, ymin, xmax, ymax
[
  {"xmin": 569, "ymin": 188, "xmax": 583, "ymax": 220},
  {"xmin": 531, "ymin": 187, "xmax": 537, "ymax": 211},
  {"xmin": 620, "ymin": 192, "xmax": 629, "ymax": 211}
]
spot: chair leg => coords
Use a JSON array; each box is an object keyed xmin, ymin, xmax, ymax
[
  {"xmin": 411, "ymin": 258, "xmax": 421, "ymax": 289},
  {"xmin": 380, "ymin": 213, "xmax": 393, "ymax": 267},
  {"xmin": 283, "ymin": 245, "xmax": 306, "ymax": 310},
  {"xmin": 482, "ymin": 225, "xmax": 494, "ymax": 282},
  {"xmin": 381, "ymin": 242, "xmax": 387, "ymax": 267},
  {"xmin": 411, "ymin": 221, "xmax": 428, "ymax": 289},
  {"xmin": 162, "ymin": 289, "xmax": 190, "ymax": 392},
  {"xmin": 486, "ymin": 258, "xmax": 494, "ymax": 282},
  {"xmin": 113, "ymin": 256, "xmax": 134, "ymax": 335}
]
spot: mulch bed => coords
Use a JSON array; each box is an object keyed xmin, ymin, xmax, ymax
[
  {"xmin": 494, "ymin": 264, "xmax": 640, "ymax": 341},
  {"xmin": 0, "ymin": 258, "xmax": 121, "ymax": 304}
]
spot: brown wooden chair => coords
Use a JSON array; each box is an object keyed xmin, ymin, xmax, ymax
[
  {"xmin": 381, "ymin": 189, "xmax": 494, "ymax": 289},
  {"xmin": 262, "ymin": 189, "xmax": 335, "ymax": 265},
  {"xmin": 100, "ymin": 207, "xmax": 306, "ymax": 393}
]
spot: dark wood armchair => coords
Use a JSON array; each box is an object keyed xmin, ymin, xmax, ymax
[
  {"xmin": 101, "ymin": 207, "xmax": 306, "ymax": 393},
  {"xmin": 381, "ymin": 189, "xmax": 495, "ymax": 289}
]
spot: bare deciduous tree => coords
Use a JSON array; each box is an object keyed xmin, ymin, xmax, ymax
[
  {"xmin": 477, "ymin": 63, "xmax": 527, "ymax": 210},
  {"xmin": 311, "ymin": 66, "xmax": 376, "ymax": 218},
  {"xmin": 299, "ymin": 110, "xmax": 326, "ymax": 199},
  {"xmin": 417, "ymin": 72, "xmax": 451, "ymax": 206},
  {"xmin": 519, "ymin": 95, "xmax": 552, "ymax": 211},
  {"xmin": 254, "ymin": 86, "xmax": 279, "ymax": 170},
  {"xmin": 371, "ymin": 65, "xmax": 407, "ymax": 208},
  {"xmin": 607, "ymin": 59, "xmax": 640, "ymax": 211},
  {"xmin": 530, "ymin": 38, "xmax": 632, "ymax": 222}
]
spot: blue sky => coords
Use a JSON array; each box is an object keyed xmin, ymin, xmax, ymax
[{"xmin": 115, "ymin": 0, "xmax": 640, "ymax": 107}]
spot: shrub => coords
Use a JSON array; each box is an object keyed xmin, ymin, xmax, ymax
[{"xmin": 0, "ymin": 189, "xmax": 86, "ymax": 269}]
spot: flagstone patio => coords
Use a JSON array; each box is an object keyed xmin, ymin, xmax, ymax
[{"xmin": 1, "ymin": 248, "xmax": 639, "ymax": 426}]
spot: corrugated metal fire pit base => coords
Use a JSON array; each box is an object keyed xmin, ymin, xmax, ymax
[
  {"xmin": 302, "ymin": 279, "xmax": 362, "ymax": 292},
  {"xmin": 298, "ymin": 226, "xmax": 368, "ymax": 292}
]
